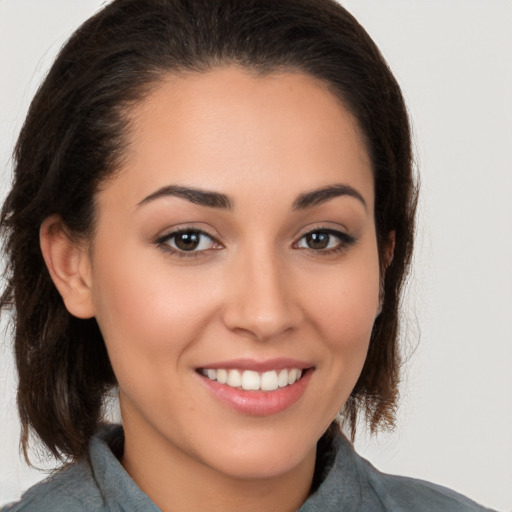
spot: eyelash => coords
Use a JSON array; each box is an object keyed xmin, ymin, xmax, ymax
[
  {"xmin": 155, "ymin": 228, "xmax": 221, "ymax": 258},
  {"xmin": 155, "ymin": 226, "xmax": 356, "ymax": 258},
  {"xmin": 294, "ymin": 227, "xmax": 356, "ymax": 255}
]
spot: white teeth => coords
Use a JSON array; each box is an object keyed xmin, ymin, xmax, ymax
[
  {"xmin": 217, "ymin": 369, "xmax": 228, "ymax": 384},
  {"xmin": 277, "ymin": 369, "xmax": 289, "ymax": 388},
  {"xmin": 288, "ymin": 368, "xmax": 300, "ymax": 385},
  {"xmin": 201, "ymin": 367, "xmax": 303, "ymax": 391},
  {"xmin": 260, "ymin": 370, "xmax": 278, "ymax": 391},
  {"xmin": 227, "ymin": 369, "xmax": 242, "ymax": 387},
  {"xmin": 241, "ymin": 370, "xmax": 260, "ymax": 390}
]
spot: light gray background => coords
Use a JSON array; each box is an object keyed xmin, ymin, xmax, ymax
[{"xmin": 1, "ymin": 1, "xmax": 511, "ymax": 510}]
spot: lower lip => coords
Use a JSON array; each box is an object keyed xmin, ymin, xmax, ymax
[{"xmin": 198, "ymin": 370, "xmax": 313, "ymax": 416}]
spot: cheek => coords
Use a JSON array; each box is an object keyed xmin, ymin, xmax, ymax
[
  {"xmin": 290, "ymin": 254, "xmax": 380, "ymax": 430},
  {"xmin": 90, "ymin": 249, "xmax": 220, "ymax": 380},
  {"xmin": 307, "ymin": 260, "xmax": 380, "ymax": 349}
]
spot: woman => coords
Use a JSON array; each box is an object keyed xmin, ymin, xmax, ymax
[{"xmin": 0, "ymin": 0, "xmax": 497, "ymax": 510}]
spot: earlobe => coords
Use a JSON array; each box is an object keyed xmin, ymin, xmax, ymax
[{"xmin": 39, "ymin": 215, "xmax": 95, "ymax": 319}]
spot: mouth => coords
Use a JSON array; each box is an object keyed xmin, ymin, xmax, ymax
[
  {"xmin": 195, "ymin": 360, "xmax": 314, "ymax": 415},
  {"xmin": 198, "ymin": 367, "xmax": 304, "ymax": 392}
]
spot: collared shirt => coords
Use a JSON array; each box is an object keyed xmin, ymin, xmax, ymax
[{"xmin": 2, "ymin": 424, "xmax": 496, "ymax": 511}]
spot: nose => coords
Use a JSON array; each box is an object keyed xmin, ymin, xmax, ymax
[{"xmin": 221, "ymin": 246, "xmax": 303, "ymax": 342}]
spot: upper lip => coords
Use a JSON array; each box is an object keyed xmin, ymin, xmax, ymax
[{"xmin": 197, "ymin": 358, "xmax": 313, "ymax": 372}]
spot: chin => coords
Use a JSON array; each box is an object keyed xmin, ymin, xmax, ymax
[{"xmin": 195, "ymin": 426, "xmax": 319, "ymax": 481}]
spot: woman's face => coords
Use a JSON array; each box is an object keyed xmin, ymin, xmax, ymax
[{"xmin": 85, "ymin": 68, "xmax": 380, "ymax": 480}]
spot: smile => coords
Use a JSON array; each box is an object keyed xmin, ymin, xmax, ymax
[{"xmin": 199, "ymin": 368, "xmax": 303, "ymax": 391}]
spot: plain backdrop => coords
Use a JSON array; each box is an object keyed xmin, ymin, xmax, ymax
[{"xmin": 1, "ymin": 1, "xmax": 511, "ymax": 510}]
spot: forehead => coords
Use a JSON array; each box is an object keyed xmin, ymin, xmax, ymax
[{"xmin": 109, "ymin": 67, "xmax": 373, "ymax": 211}]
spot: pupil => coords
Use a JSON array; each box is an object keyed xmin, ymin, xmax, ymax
[
  {"xmin": 175, "ymin": 232, "xmax": 200, "ymax": 251},
  {"xmin": 307, "ymin": 232, "xmax": 329, "ymax": 249}
]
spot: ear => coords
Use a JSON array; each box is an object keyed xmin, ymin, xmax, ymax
[
  {"xmin": 383, "ymin": 230, "xmax": 395, "ymax": 270},
  {"xmin": 377, "ymin": 230, "xmax": 396, "ymax": 317},
  {"xmin": 39, "ymin": 215, "xmax": 95, "ymax": 319}
]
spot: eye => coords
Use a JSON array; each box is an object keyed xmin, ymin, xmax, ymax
[
  {"xmin": 156, "ymin": 229, "xmax": 220, "ymax": 254},
  {"xmin": 295, "ymin": 228, "xmax": 355, "ymax": 252}
]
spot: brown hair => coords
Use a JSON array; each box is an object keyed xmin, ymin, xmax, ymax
[{"xmin": 1, "ymin": 0, "xmax": 417, "ymax": 463}]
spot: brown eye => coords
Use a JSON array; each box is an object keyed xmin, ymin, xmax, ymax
[
  {"xmin": 304, "ymin": 232, "xmax": 330, "ymax": 250},
  {"xmin": 158, "ymin": 229, "xmax": 218, "ymax": 253},
  {"xmin": 296, "ymin": 228, "xmax": 356, "ymax": 252},
  {"xmin": 174, "ymin": 231, "xmax": 201, "ymax": 251}
]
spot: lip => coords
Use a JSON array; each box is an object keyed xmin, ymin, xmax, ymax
[
  {"xmin": 196, "ymin": 360, "xmax": 314, "ymax": 416},
  {"xmin": 197, "ymin": 357, "xmax": 312, "ymax": 372}
]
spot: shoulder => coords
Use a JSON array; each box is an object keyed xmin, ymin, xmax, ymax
[
  {"xmin": 2, "ymin": 424, "xmax": 159, "ymax": 512},
  {"xmin": 0, "ymin": 461, "xmax": 104, "ymax": 512},
  {"xmin": 363, "ymin": 466, "xmax": 496, "ymax": 512},
  {"xmin": 352, "ymin": 441, "xmax": 497, "ymax": 512},
  {"xmin": 302, "ymin": 431, "xmax": 497, "ymax": 512}
]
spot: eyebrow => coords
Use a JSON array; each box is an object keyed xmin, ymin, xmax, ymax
[
  {"xmin": 292, "ymin": 183, "xmax": 367, "ymax": 210},
  {"xmin": 137, "ymin": 185, "xmax": 233, "ymax": 209},
  {"xmin": 137, "ymin": 182, "xmax": 366, "ymax": 211}
]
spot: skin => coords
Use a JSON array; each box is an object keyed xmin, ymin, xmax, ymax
[{"xmin": 41, "ymin": 67, "xmax": 386, "ymax": 512}]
